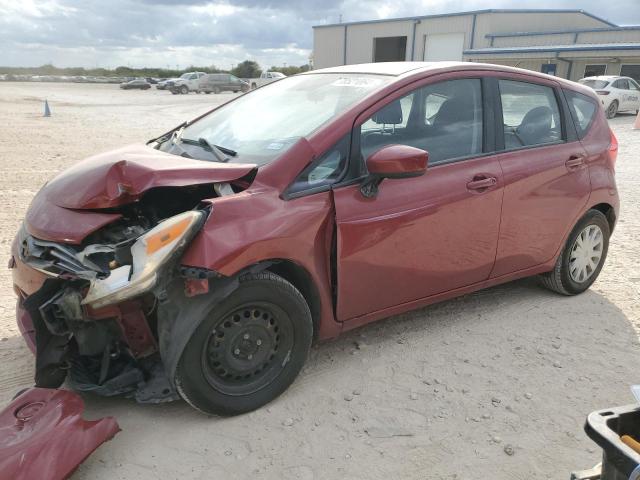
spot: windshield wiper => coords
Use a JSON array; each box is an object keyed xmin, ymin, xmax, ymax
[
  {"xmin": 180, "ymin": 137, "xmax": 230, "ymax": 163},
  {"xmin": 212, "ymin": 143, "xmax": 237, "ymax": 157}
]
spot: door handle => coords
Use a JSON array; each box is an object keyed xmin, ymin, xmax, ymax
[
  {"xmin": 467, "ymin": 176, "xmax": 497, "ymax": 191},
  {"xmin": 566, "ymin": 155, "xmax": 586, "ymax": 170}
]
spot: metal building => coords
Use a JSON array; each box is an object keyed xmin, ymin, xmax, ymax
[{"xmin": 312, "ymin": 9, "xmax": 640, "ymax": 82}]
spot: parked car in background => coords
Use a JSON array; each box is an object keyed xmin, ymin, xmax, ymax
[
  {"xmin": 170, "ymin": 71, "xmax": 207, "ymax": 94},
  {"xmin": 156, "ymin": 78, "xmax": 177, "ymax": 90},
  {"xmin": 145, "ymin": 77, "xmax": 159, "ymax": 85},
  {"xmin": 200, "ymin": 73, "xmax": 249, "ymax": 94},
  {"xmin": 11, "ymin": 62, "xmax": 618, "ymax": 417},
  {"xmin": 249, "ymin": 70, "xmax": 286, "ymax": 89},
  {"xmin": 120, "ymin": 79, "xmax": 151, "ymax": 90},
  {"xmin": 579, "ymin": 75, "xmax": 640, "ymax": 118}
]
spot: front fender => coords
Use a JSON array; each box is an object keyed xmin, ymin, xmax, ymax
[{"xmin": 179, "ymin": 188, "xmax": 340, "ymax": 339}]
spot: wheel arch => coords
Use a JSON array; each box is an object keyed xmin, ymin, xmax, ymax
[
  {"xmin": 589, "ymin": 202, "xmax": 616, "ymax": 233},
  {"xmin": 264, "ymin": 259, "xmax": 322, "ymax": 339}
]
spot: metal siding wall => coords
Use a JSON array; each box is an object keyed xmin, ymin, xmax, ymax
[
  {"xmin": 313, "ymin": 26, "xmax": 345, "ymax": 69},
  {"xmin": 493, "ymin": 33, "xmax": 575, "ymax": 48},
  {"xmin": 473, "ymin": 12, "xmax": 610, "ymax": 48},
  {"xmin": 578, "ymin": 30, "xmax": 640, "ymax": 44},
  {"xmin": 346, "ymin": 21, "xmax": 414, "ymax": 63}
]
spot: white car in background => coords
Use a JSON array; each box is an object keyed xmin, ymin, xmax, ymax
[
  {"xmin": 249, "ymin": 71, "xmax": 286, "ymax": 90},
  {"xmin": 579, "ymin": 75, "xmax": 640, "ymax": 119}
]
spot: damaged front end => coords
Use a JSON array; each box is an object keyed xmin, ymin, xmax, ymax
[
  {"xmin": 10, "ymin": 144, "xmax": 259, "ymax": 405},
  {"xmin": 13, "ymin": 208, "xmax": 206, "ymax": 403}
]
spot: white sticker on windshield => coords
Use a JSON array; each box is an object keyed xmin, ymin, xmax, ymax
[
  {"xmin": 330, "ymin": 77, "xmax": 384, "ymax": 87},
  {"xmin": 266, "ymin": 142, "xmax": 284, "ymax": 150}
]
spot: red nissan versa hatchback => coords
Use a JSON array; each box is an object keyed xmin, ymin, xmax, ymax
[{"xmin": 10, "ymin": 62, "xmax": 619, "ymax": 415}]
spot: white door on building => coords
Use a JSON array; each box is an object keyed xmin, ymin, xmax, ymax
[{"xmin": 423, "ymin": 33, "xmax": 465, "ymax": 62}]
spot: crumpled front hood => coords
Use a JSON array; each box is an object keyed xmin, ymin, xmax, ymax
[{"xmin": 44, "ymin": 144, "xmax": 256, "ymax": 210}]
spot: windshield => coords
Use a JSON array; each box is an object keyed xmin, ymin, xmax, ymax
[
  {"xmin": 174, "ymin": 73, "xmax": 392, "ymax": 165},
  {"xmin": 180, "ymin": 73, "xmax": 192, "ymax": 79},
  {"xmin": 580, "ymin": 79, "xmax": 609, "ymax": 89}
]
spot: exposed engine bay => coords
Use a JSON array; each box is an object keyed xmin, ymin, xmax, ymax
[{"xmin": 13, "ymin": 181, "xmax": 241, "ymax": 404}]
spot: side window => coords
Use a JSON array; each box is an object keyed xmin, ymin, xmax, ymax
[
  {"xmin": 287, "ymin": 135, "xmax": 350, "ymax": 195},
  {"xmin": 360, "ymin": 78, "xmax": 483, "ymax": 165},
  {"xmin": 499, "ymin": 80, "xmax": 563, "ymax": 149},
  {"xmin": 565, "ymin": 90, "xmax": 598, "ymax": 139},
  {"xmin": 612, "ymin": 79, "xmax": 623, "ymax": 89},
  {"xmin": 629, "ymin": 79, "xmax": 640, "ymax": 91}
]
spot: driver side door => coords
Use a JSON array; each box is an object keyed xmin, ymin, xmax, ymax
[{"xmin": 333, "ymin": 76, "xmax": 505, "ymax": 321}]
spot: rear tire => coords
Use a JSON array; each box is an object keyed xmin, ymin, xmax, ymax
[
  {"xmin": 175, "ymin": 272, "xmax": 312, "ymax": 416},
  {"xmin": 606, "ymin": 100, "xmax": 618, "ymax": 119},
  {"xmin": 539, "ymin": 210, "xmax": 610, "ymax": 295}
]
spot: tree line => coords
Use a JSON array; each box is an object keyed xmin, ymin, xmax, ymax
[{"xmin": 0, "ymin": 61, "xmax": 311, "ymax": 79}]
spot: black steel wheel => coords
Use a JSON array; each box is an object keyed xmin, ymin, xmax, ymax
[
  {"xmin": 175, "ymin": 272, "xmax": 312, "ymax": 415},
  {"xmin": 201, "ymin": 301, "xmax": 294, "ymax": 395}
]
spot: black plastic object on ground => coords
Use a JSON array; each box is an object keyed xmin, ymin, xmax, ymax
[{"xmin": 584, "ymin": 404, "xmax": 640, "ymax": 480}]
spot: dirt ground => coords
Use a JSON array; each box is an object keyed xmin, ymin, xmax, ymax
[{"xmin": 0, "ymin": 82, "xmax": 639, "ymax": 479}]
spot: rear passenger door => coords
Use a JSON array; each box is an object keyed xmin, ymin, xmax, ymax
[{"xmin": 490, "ymin": 77, "xmax": 591, "ymax": 278}]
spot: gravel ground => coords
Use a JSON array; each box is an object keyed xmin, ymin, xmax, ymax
[{"xmin": 0, "ymin": 82, "xmax": 639, "ymax": 479}]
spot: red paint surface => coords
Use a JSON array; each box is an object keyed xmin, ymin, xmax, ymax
[
  {"xmin": 333, "ymin": 155, "xmax": 503, "ymax": 320},
  {"xmin": 16, "ymin": 300, "xmax": 36, "ymax": 354},
  {"xmin": 0, "ymin": 388, "xmax": 119, "ymax": 480},
  {"xmin": 44, "ymin": 144, "xmax": 256, "ymax": 210},
  {"xmin": 366, "ymin": 144, "xmax": 428, "ymax": 177}
]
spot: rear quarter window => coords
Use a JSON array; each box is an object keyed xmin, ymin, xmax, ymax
[{"xmin": 565, "ymin": 90, "xmax": 598, "ymax": 139}]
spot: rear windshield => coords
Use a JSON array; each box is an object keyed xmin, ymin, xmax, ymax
[{"xmin": 579, "ymin": 79, "xmax": 609, "ymax": 89}]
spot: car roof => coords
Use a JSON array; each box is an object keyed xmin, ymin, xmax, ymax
[
  {"xmin": 307, "ymin": 62, "xmax": 452, "ymax": 76},
  {"xmin": 303, "ymin": 61, "xmax": 598, "ymax": 100},
  {"xmin": 308, "ymin": 61, "xmax": 583, "ymax": 86}
]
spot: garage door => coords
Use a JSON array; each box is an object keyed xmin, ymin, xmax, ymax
[
  {"xmin": 621, "ymin": 65, "xmax": 640, "ymax": 83},
  {"xmin": 424, "ymin": 33, "xmax": 465, "ymax": 62}
]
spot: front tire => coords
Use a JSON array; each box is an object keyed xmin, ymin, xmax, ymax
[
  {"xmin": 175, "ymin": 272, "xmax": 313, "ymax": 416},
  {"xmin": 606, "ymin": 100, "xmax": 618, "ymax": 119},
  {"xmin": 539, "ymin": 210, "xmax": 610, "ymax": 295},
  {"xmin": 180, "ymin": 85, "xmax": 189, "ymax": 95}
]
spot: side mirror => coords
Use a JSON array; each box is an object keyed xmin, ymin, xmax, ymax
[{"xmin": 361, "ymin": 144, "xmax": 428, "ymax": 198}]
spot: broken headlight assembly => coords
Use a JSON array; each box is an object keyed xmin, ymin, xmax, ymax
[{"xmin": 82, "ymin": 210, "xmax": 205, "ymax": 309}]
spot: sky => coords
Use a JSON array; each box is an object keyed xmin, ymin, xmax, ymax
[{"xmin": 1, "ymin": 0, "xmax": 639, "ymax": 70}]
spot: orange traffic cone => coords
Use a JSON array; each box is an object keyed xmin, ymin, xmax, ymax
[{"xmin": 634, "ymin": 109, "xmax": 640, "ymax": 130}]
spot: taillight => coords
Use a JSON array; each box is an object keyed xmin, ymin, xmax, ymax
[
  {"xmin": 608, "ymin": 129, "xmax": 618, "ymax": 170},
  {"xmin": 596, "ymin": 90, "xmax": 610, "ymax": 95}
]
